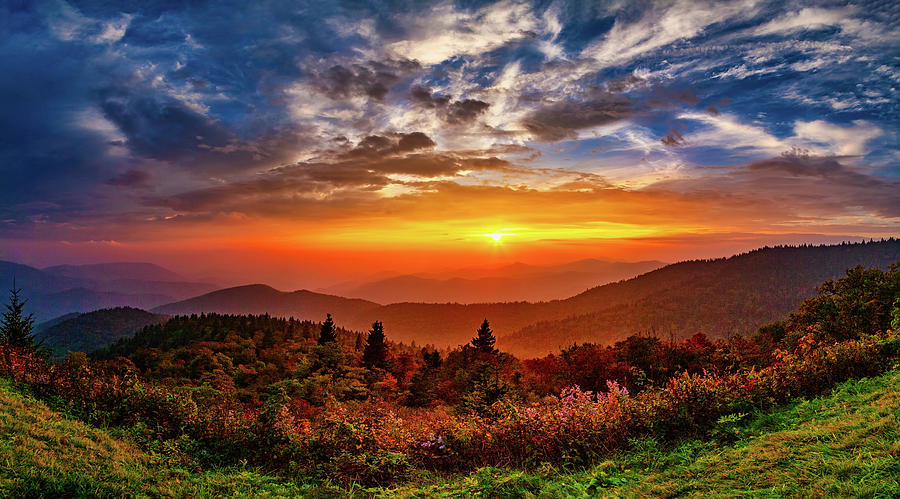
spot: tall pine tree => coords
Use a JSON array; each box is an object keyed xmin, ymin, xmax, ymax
[
  {"xmin": 317, "ymin": 313, "xmax": 338, "ymax": 345},
  {"xmin": 362, "ymin": 320, "xmax": 390, "ymax": 369},
  {"xmin": 471, "ymin": 318, "xmax": 497, "ymax": 354},
  {"xmin": 0, "ymin": 282, "xmax": 39, "ymax": 350}
]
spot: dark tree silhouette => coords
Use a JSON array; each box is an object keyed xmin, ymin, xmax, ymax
[
  {"xmin": 362, "ymin": 321, "xmax": 390, "ymax": 369},
  {"xmin": 471, "ymin": 318, "xmax": 497, "ymax": 353},
  {"xmin": 317, "ymin": 313, "xmax": 338, "ymax": 345},
  {"xmin": 0, "ymin": 282, "xmax": 40, "ymax": 351},
  {"xmin": 422, "ymin": 349, "xmax": 442, "ymax": 369},
  {"xmin": 406, "ymin": 348, "xmax": 443, "ymax": 407}
]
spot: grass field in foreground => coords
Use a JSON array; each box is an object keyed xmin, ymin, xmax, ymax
[
  {"xmin": 386, "ymin": 366, "xmax": 900, "ymax": 498},
  {"xmin": 2, "ymin": 367, "xmax": 898, "ymax": 497},
  {"xmin": 0, "ymin": 377, "xmax": 315, "ymax": 497}
]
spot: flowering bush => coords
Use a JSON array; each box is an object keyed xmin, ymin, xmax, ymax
[
  {"xmin": 427, "ymin": 330, "xmax": 898, "ymax": 469},
  {"xmin": 0, "ymin": 329, "xmax": 897, "ymax": 485}
]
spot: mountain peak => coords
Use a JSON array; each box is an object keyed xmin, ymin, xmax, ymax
[{"xmin": 42, "ymin": 262, "xmax": 186, "ymax": 283}]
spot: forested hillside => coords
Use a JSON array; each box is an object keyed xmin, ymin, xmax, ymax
[
  {"xmin": 151, "ymin": 284, "xmax": 381, "ymax": 322},
  {"xmin": 324, "ymin": 259, "xmax": 666, "ymax": 304},
  {"xmin": 37, "ymin": 307, "xmax": 167, "ymax": 359},
  {"xmin": 503, "ymin": 240, "xmax": 900, "ymax": 356},
  {"xmin": 366, "ymin": 240, "xmax": 900, "ymax": 355},
  {"xmin": 143, "ymin": 240, "xmax": 899, "ymax": 357}
]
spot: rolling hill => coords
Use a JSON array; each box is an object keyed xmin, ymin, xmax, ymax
[
  {"xmin": 0, "ymin": 261, "xmax": 217, "ymax": 322},
  {"xmin": 362, "ymin": 240, "xmax": 899, "ymax": 354},
  {"xmin": 322, "ymin": 259, "xmax": 666, "ymax": 303},
  {"xmin": 42, "ymin": 262, "xmax": 188, "ymax": 283},
  {"xmin": 36, "ymin": 307, "xmax": 168, "ymax": 358},
  {"xmin": 150, "ymin": 240, "xmax": 899, "ymax": 356},
  {"xmin": 151, "ymin": 284, "xmax": 382, "ymax": 323},
  {"xmin": 501, "ymin": 240, "xmax": 900, "ymax": 356}
]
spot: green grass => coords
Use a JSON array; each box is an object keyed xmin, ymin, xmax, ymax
[
  {"xmin": 2, "ymin": 368, "xmax": 899, "ymax": 497},
  {"xmin": 383, "ymin": 367, "xmax": 900, "ymax": 498},
  {"xmin": 0, "ymin": 378, "xmax": 323, "ymax": 498}
]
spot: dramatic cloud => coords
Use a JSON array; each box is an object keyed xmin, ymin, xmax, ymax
[
  {"xmin": 308, "ymin": 60, "xmax": 420, "ymax": 102},
  {"xmin": 522, "ymin": 92, "xmax": 633, "ymax": 142},
  {"xmin": 146, "ymin": 143, "xmax": 521, "ymax": 214},
  {"xmin": 1, "ymin": 0, "xmax": 897, "ymax": 271},
  {"xmin": 386, "ymin": 1, "xmax": 541, "ymax": 64},
  {"xmin": 409, "ymin": 86, "xmax": 491, "ymax": 124},
  {"xmin": 342, "ymin": 132, "xmax": 437, "ymax": 159}
]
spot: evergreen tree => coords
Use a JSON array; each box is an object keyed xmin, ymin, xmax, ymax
[
  {"xmin": 317, "ymin": 313, "xmax": 338, "ymax": 345},
  {"xmin": 406, "ymin": 348, "xmax": 443, "ymax": 407},
  {"xmin": 354, "ymin": 332, "xmax": 364, "ymax": 351},
  {"xmin": 0, "ymin": 282, "xmax": 39, "ymax": 350},
  {"xmin": 362, "ymin": 321, "xmax": 389, "ymax": 369},
  {"xmin": 471, "ymin": 318, "xmax": 497, "ymax": 353},
  {"xmin": 423, "ymin": 349, "xmax": 442, "ymax": 369},
  {"xmin": 460, "ymin": 361, "xmax": 509, "ymax": 416}
]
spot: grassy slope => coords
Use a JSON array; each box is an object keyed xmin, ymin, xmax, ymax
[
  {"xmin": 387, "ymin": 367, "xmax": 900, "ymax": 498},
  {"xmin": 2, "ymin": 368, "xmax": 898, "ymax": 497},
  {"xmin": 0, "ymin": 377, "xmax": 311, "ymax": 497}
]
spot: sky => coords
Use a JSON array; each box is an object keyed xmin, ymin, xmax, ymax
[{"xmin": 1, "ymin": 0, "xmax": 898, "ymax": 288}]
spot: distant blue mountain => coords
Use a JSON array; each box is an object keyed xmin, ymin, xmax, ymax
[{"xmin": 0, "ymin": 261, "xmax": 217, "ymax": 322}]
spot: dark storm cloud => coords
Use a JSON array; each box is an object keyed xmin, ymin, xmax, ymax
[
  {"xmin": 0, "ymin": 1, "xmax": 437, "ymax": 234},
  {"xmin": 445, "ymin": 99, "xmax": 491, "ymax": 123},
  {"xmin": 0, "ymin": 0, "xmax": 325, "ymax": 224},
  {"xmin": 745, "ymin": 153, "xmax": 895, "ymax": 194},
  {"xmin": 147, "ymin": 147, "xmax": 518, "ymax": 213},
  {"xmin": 397, "ymin": 132, "xmax": 436, "ymax": 151},
  {"xmin": 410, "ymin": 85, "xmax": 451, "ymax": 108},
  {"xmin": 409, "ymin": 86, "xmax": 490, "ymax": 124},
  {"xmin": 342, "ymin": 132, "xmax": 436, "ymax": 159},
  {"xmin": 0, "ymin": 7, "xmax": 118, "ymax": 216},
  {"xmin": 98, "ymin": 89, "xmax": 232, "ymax": 161},
  {"xmin": 520, "ymin": 79, "xmax": 712, "ymax": 142},
  {"xmin": 309, "ymin": 59, "xmax": 420, "ymax": 101},
  {"xmin": 522, "ymin": 92, "xmax": 633, "ymax": 142}
]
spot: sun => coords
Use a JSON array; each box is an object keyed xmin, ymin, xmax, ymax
[{"xmin": 483, "ymin": 232, "xmax": 511, "ymax": 242}]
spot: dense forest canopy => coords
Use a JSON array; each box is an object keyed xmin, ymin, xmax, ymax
[{"xmin": 90, "ymin": 263, "xmax": 899, "ymax": 414}]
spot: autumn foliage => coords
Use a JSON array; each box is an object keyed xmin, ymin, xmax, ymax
[{"xmin": 0, "ymin": 264, "xmax": 896, "ymax": 485}]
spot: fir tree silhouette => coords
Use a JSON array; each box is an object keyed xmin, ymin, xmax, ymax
[
  {"xmin": 362, "ymin": 320, "xmax": 390, "ymax": 369},
  {"xmin": 471, "ymin": 318, "xmax": 497, "ymax": 354},
  {"xmin": 0, "ymin": 280, "xmax": 39, "ymax": 350},
  {"xmin": 317, "ymin": 313, "xmax": 338, "ymax": 345}
]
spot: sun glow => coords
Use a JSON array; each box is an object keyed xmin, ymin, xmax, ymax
[{"xmin": 484, "ymin": 232, "xmax": 512, "ymax": 242}]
